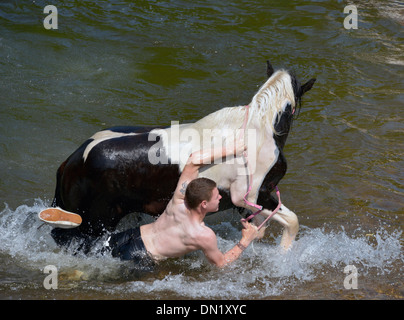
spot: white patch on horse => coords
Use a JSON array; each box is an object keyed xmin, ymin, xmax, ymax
[
  {"xmin": 83, "ymin": 130, "xmax": 139, "ymax": 162},
  {"xmin": 148, "ymin": 123, "xmax": 197, "ymax": 170}
]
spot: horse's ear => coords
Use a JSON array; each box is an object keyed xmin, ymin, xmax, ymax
[
  {"xmin": 301, "ymin": 78, "xmax": 316, "ymax": 95},
  {"xmin": 266, "ymin": 60, "xmax": 274, "ymax": 78}
]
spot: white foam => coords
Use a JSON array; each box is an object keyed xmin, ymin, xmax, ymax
[
  {"xmin": 109, "ymin": 223, "xmax": 402, "ymax": 298},
  {"xmin": 0, "ymin": 200, "xmax": 122, "ymax": 281},
  {"xmin": 0, "ymin": 202, "xmax": 402, "ymax": 298}
]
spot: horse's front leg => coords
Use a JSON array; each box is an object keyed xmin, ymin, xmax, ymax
[
  {"xmin": 260, "ymin": 205, "xmax": 299, "ymax": 250},
  {"xmin": 230, "ymin": 183, "xmax": 298, "ymax": 250}
]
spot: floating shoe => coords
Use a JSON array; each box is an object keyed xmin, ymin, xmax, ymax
[{"xmin": 38, "ymin": 207, "xmax": 82, "ymax": 229}]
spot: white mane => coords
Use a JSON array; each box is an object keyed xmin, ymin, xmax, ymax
[{"xmin": 247, "ymin": 70, "xmax": 295, "ymax": 134}]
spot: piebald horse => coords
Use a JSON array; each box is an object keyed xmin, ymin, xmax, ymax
[{"xmin": 50, "ymin": 61, "xmax": 315, "ymax": 251}]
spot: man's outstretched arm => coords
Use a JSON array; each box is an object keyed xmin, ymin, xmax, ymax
[
  {"xmin": 199, "ymin": 220, "xmax": 259, "ymax": 268},
  {"xmin": 172, "ymin": 138, "xmax": 246, "ymax": 203}
]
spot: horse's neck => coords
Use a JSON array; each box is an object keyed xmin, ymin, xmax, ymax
[{"xmin": 182, "ymin": 105, "xmax": 274, "ymax": 151}]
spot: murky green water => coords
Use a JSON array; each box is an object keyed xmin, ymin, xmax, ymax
[{"xmin": 0, "ymin": 0, "xmax": 403, "ymax": 300}]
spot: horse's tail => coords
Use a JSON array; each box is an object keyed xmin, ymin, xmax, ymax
[{"xmin": 51, "ymin": 160, "xmax": 67, "ymax": 208}]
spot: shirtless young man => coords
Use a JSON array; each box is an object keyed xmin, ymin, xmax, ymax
[
  {"xmin": 107, "ymin": 138, "xmax": 259, "ymax": 268},
  {"xmin": 40, "ymin": 139, "xmax": 259, "ymax": 268},
  {"xmin": 141, "ymin": 145, "xmax": 259, "ymax": 267}
]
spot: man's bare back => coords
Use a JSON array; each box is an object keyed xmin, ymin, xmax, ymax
[
  {"xmin": 140, "ymin": 141, "xmax": 259, "ymax": 267},
  {"xmin": 141, "ymin": 187, "xmax": 221, "ymax": 260}
]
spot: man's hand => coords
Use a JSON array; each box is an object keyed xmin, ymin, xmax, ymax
[{"xmin": 240, "ymin": 220, "xmax": 259, "ymax": 244}]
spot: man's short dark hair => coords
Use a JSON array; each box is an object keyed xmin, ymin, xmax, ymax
[{"xmin": 185, "ymin": 178, "xmax": 217, "ymax": 210}]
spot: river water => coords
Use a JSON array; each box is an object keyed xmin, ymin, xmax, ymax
[{"xmin": 0, "ymin": 0, "xmax": 403, "ymax": 300}]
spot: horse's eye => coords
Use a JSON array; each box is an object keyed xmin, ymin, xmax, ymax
[{"xmin": 282, "ymin": 101, "xmax": 292, "ymax": 114}]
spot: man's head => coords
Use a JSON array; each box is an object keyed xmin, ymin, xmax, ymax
[{"xmin": 185, "ymin": 178, "xmax": 221, "ymax": 212}]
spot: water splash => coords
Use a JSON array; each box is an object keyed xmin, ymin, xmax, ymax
[
  {"xmin": 0, "ymin": 201, "xmax": 402, "ymax": 299},
  {"xmin": 0, "ymin": 200, "xmax": 123, "ymax": 282}
]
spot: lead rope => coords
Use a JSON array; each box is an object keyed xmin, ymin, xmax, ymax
[{"xmin": 240, "ymin": 105, "xmax": 282, "ymax": 230}]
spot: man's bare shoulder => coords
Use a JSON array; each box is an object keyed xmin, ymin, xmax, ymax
[
  {"xmin": 193, "ymin": 224, "xmax": 217, "ymax": 249},
  {"xmin": 165, "ymin": 197, "xmax": 188, "ymax": 217}
]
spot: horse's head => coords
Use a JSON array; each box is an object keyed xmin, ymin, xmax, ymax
[
  {"xmin": 248, "ymin": 61, "xmax": 316, "ymax": 149},
  {"xmin": 266, "ymin": 60, "xmax": 316, "ymax": 119}
]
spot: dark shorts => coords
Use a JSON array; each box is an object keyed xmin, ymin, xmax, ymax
[{"xmin": 105, "ymin": 227, "xmax": 155, "ymax": 272}]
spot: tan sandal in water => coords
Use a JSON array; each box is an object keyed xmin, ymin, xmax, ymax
[{"xmin": 38, "ymin": 207, "xmax": 82, "ymax": 229}]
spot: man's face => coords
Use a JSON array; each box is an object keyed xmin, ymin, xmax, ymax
[{"xmin": 205, "ymin": 187, "xmax": 222, "ymax": 212}]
